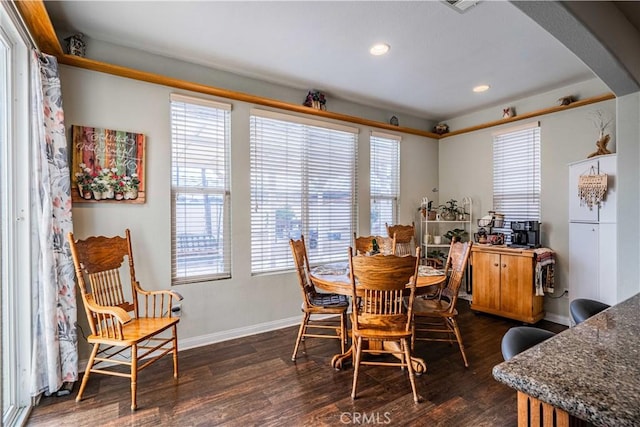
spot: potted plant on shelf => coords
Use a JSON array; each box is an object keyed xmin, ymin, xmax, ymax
[
  {"xmin": 438, "ymin": 199, "xmax": 463, "ymax": 221},
  {"xmin": 444, "ymin": 228, "xmax": 468, "ymax": 243},
  {"xmin": 419, "ymin": 201, "xmax": 437, "ymax": 220}
]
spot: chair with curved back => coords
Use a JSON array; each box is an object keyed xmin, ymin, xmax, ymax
[
  {"xmin": 501, "ymin": 326, "xmax": 555, "ymax": 361},
  {"xmin": 411, "ymin": 241, "xmax": 472, "ymax": 367},
  {"xmin": 385, "ymin": 222, "xmax": 416, "ymax": 256},
  {"xmin": 349, "ymin": 248, "xmax": 421, "ymax": 403},
  {"xmin": 353, "ymin": 233, "xmax": 395, "ymax": 256},
  {"xmin": 68, "ymin": 229, "xmax": 183, "ymax": 411},
  {"xmin": 570, "ymin": 298, "xmax": 610, "ymax": 325},
  {"xmin": 289, "ymin": 235, "xmax": 349, "ymax": 361}
]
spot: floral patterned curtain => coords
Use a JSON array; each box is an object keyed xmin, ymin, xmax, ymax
[{"xmin": 30, "ymin": 51, "xmax": 77, "ymax": 396}]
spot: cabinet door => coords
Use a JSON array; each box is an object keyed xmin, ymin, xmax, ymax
[
  {"xmin": 471, "ymin": 251, "xmax": 501, "ymax": 310},
  {"xmin": 569, "ymin": 222, "xmax": 599, "ymax": 301},
  {"xmin": 598, "ymin": 223, "xmax": 616, "ymax": 305},
  {"xmin": 499, "ymin": 254, "xmax": 534, "ymax": 316}
]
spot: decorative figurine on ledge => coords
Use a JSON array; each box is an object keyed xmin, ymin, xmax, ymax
[
  {"xmin": 303, "ymin": 90, "xmax": 327, "ymax": 110},
  {"xmin": 502, "ymin": 107, "xmax": 515, "ymax": 118},
  {"xmin": 433, "ymin": 123, "xmax": 449, "ymax": 135},
  {"xmin": 558, "ymin": 95, "xmax": 575, "ymax": 106},
  {"xmin": 587, "ymin": 110, "xmax": 613, "ymax": 158},
  {"xmin": 65, "ymin": 33, "xmax": 86, "ymax": 57}
]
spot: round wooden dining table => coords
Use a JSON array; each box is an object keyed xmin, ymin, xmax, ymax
[{"xmin": 309, "ymin": 262, "xmax": 447, "ymax": 374}]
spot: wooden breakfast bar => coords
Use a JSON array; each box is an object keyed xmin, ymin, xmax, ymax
[{"xmin": 492, "ymin": 292, "xmax": 640, "ymax": 427}]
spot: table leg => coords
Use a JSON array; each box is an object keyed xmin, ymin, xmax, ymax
[
  {"xmin": 331, "ymin": 344, "xmax": 353, "ymax": 370},
  {"xmin": 383, "ymin": 341, "xmax": 426, "ymax": 375}
]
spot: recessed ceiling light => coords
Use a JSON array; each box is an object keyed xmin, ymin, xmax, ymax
[
  {"xmin": 473, "ymin": 84, "xmax": 490, "ymax": 93},
  {"xmin": 370, "ymin": 43, "xmax": 390, "ymax": 56}
]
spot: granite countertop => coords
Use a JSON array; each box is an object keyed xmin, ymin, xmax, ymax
[{"xmin": 493, "ymin": 293, "xmax": 640, "ymax": 427}]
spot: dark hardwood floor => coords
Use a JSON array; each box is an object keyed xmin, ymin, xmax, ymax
[{"xmin": 27, "ymin": 301, "xmax": 566, "ymax": 427}]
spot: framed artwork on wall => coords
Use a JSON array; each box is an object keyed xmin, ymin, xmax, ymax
[{"xmin": 71, "ymin": 125, "xmax": 146, "ymax": 203}]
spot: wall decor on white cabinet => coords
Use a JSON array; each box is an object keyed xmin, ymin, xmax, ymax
[{"xmin": 568, "ymin": 154, "xmax": 616, "ymax": 307}]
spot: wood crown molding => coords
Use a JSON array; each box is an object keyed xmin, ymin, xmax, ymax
[{"xmin": 16, "ymin": 0, "xmax": 616, "ymax": 140}]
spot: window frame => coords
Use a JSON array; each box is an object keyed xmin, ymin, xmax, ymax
[
  {"xmin": 249, "ymin": 109, "xmax": 358, "ymax": 274},
  {"xmin": 369, "ymin": 131, "xmax": 400, "ymax": 236},
  {"xmin": 170, "ymin": 94, "xmax": 232, "ymax": 285},
  {"xmin": 492, "ymin": 121, "xmax": 541, "ymax": 239},
  {"xmin": 1, "ymin": 3, "xmax": 34, "ymax": 424}
]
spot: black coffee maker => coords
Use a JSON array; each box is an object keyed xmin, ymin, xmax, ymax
[{"xmin": 510, "ymin": 221, "xmax": 541, "ymax": 248}]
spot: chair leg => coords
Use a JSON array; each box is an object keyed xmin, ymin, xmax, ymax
[
  {"xmin": 76, "ymin": 343, "xmax": 99, "ymax": 402},
  {"xmin": 131, "ymin": 344, "xmax": 138, "ymax": 411},
  {"xmin": 411, "ymin": 317, "xmax": 416, "ymax": 350},
  {"xmin": 450, "ymin": 317, "xmax": 469, "ymax": 368},
  {"xmin": 291, "ymin": 312, "xmax": 309, "ymax": 361},
  {"xmin": 340, "ymin": 313, "xmax": 346, "ymax": 354},
  {"xmin": 351, "ymin": 336, "xmax": 363, "ymax": 400},
  {"xmin": 402, "ymin": 338, "xmax": 419, "ymax": 403},
  {"xmin": 172, "ymin": 324, "xmax": 179, "ymax": 379}
]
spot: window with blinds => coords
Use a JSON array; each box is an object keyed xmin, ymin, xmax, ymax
[
  {"xmin": 493, "ymin": 122, "xmax": 541, "ymax": 239},
  {"xmin": 370, "ymin": 132, "xmax": 400, "ymax": 235},
  {"xmin": 250, "ymin": 109, "xmax": 358, "ymax": 274},
  {"xmin": 170, "ymin": 94, "xmax": 231, "ymax": 284}
]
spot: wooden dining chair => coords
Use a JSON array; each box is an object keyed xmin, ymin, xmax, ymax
[
  {"xmin": 68, "ymin": 229, "xmax": 183, "ymax": 411},
  {"xmin": 411, "ymin": 241, "xmax": 472, "ymax": 367},
  {"xmin": 386, "ymin": 222, "xmax": 416, "ymax": 256},
  {"xmin": 349, "ymin": 247, "xmax": 421, "ymax": 403},
  {"xmin": 353, "ymin": 233, "xmax": 395, "ymax": 255},
  {"xmin": 289, "ymin": 235, "xmax": 349, "ymax": 361}
]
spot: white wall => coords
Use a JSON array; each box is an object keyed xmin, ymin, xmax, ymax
[
  {"xmin": 439, "ymin": 79, "xmax": 615, "ymax": 322},
  {"xmin": 59, "ymin": 66, "xmax": 438, "ymax": 361}
]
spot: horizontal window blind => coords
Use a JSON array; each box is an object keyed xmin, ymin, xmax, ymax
[
  {"xmin": 250, "ymin": 111, "xmax": 357, "ymax": 274},
  {"xmin": 493, "ymin": 122, "xmax": 541, "ymax": 238},
  {"xmin": 170, "ymin": 94, "xmax": 231, "ymax": 284},
  {"xmin": 370, "ymin": 132, "xmax": 400, "ymax": 236}
]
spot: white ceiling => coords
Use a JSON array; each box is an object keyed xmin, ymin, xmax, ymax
[{"xmin": 44, "ymin": 1, "xmax": 597, "ymax": 121}]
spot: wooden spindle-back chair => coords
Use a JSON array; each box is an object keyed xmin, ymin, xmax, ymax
[
  {"xmin": 412, "ymin": 241, "xmax": 472, "ymax": 367},
  {"xmin": 289, "ymin": 235, "xmax": 349, "ymax": 361},
  {"xmin": 348, "ymin": 248, "xmax": 421, "ymax": 403},
  {"xmin": 68, "ymin": 229, "xmax": 183, "ymax": 411},
  {"xmin": 385, "ymin": 222, "xmax": 416, "ymax": 256}
]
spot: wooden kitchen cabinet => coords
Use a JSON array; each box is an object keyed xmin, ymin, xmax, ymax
[{"xmin": 470, "ymin": 246, "xmax": 544, "ymax": 323}]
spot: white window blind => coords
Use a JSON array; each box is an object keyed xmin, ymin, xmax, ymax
[
  {"xmin": 370, "ymin": 132, "xmax": 400, "ymax": 235},
  {"xmin": 250, "ymin": 109, "xmax": 358, "ymax": 274},
  {"xmin": 170, "ymin": 94, "xmax": 231, "ymax": 284},
  {"xmin": 493, "ymin": 122, "xmax": 541, "ymax": 237}
]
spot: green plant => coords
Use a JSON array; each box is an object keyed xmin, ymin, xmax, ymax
[
  {"xmin": 75, "ymin": 164, "xmax": 94, "ymax": 191},
  {"xmin": 444, "ymin": 228, "xmax": 468, "ymax": 242},
  {"xmin": 438, "ymin": 199, "xmax": 463, "ymax": 216},
  {"xmin": 122, "ymin": 173, "xmax": 140, "ymax": 191},
  {"xmin": 426, "ymin": 249, "xmax": 446, "ymax": 260},
  {"xmin": 90, "ymin": 178, "xmax": 108, "ymax": 192}
]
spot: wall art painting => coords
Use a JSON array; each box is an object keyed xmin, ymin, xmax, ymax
[{"xmin": 71, "ymin": 125, "xmax": 146, "ymax": 203}]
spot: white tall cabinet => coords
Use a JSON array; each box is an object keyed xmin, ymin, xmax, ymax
[{"xmin": 568, "ymin": 154, "xmax": 616, "ymax": 306}]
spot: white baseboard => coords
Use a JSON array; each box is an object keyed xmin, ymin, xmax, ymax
[
  {"xmin": 544, "ymin": 312, "xmax": 571, "ymax": 326},
  {"xmin": 177, "ymin": 315, "xmax": 301, "ymax": 351},
  {"xmin": 79, "ymin": 315, "xmax": 304, "ymax": 371}
]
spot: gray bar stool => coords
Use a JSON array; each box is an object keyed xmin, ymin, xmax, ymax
[
  {"xmin": 569, "ymin": 298, "xmax": 610, "ymax": 325},
  {"xmin": 501, "ymin": 326, "xmax": 555, "ymax": 361}
]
